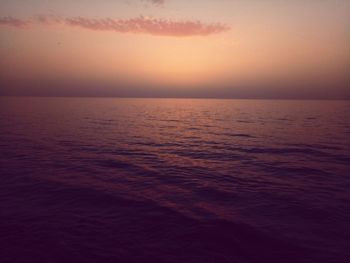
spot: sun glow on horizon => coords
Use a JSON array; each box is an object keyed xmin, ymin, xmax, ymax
[{"xmin": 0, "ymin": 0, "xmax": 349, "ymax": 98}]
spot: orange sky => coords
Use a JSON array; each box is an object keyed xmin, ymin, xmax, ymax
[{"xmin": 0, "ymin": 0, "xmax": 349, "ymax": 98}]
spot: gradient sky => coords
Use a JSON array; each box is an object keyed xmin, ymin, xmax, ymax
[{"xmin": 0, "ymin": 0, "xmax": 349, "ymax": 98}]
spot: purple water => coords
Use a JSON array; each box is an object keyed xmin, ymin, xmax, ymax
[{"xmin": 1, "ymin": 97, "xmax": 350, "ymax": 263}]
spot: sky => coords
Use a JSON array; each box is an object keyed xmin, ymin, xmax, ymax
[{"xmin": 0, "ymin": 0, "xmax": 349, "ymax": 99}]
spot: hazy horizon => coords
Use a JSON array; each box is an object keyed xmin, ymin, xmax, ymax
[
  {"xmin": 1, "ymin": 94, "xmax": 350, "ymax": 101},
  {"xmin": 1, "ymin": 0, "xmax": 349, "ymax": 99}
]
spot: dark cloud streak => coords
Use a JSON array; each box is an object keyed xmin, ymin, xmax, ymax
[
  {"xmin": 0, "ymin": 15, "xmax": 229, "ymax": 37},
  {"xmin": 0, "ymin": 16, "xmax": 31, "ymax": 28},
  {"xmin": 143, "ymin": 0, "xmax": 165, "ymax": 6}
]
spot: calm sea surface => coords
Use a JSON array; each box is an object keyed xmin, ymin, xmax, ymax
[{"xmin": 1, "ymin": 97, "xmax": 350, "ymax": 263}]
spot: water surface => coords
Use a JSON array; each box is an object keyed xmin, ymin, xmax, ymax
[{"xmin": 1, "ymin": 98, "xmax": 350, "ymax": 262}]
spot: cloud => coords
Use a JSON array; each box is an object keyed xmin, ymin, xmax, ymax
[
  {"xmin": 64, "ymin": 16, "xmax": 229, "ymax": 36},
  {"xmin": 0, "ymin": 15, "xmax": 230, "ymax": 37},
  {"xmin": 143, "ymin": 0, "xmax": 165, "ymax": 6},
  {"xmin": 0, "ymin": 16, "xmax": 30, "ymax": 28}
]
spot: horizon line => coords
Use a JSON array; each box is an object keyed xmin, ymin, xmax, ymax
[{"xmin": 1, "ymin": 95, "xmax": 349, "ymax": 101}]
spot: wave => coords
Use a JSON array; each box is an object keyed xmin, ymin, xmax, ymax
[{"xmin": 0, "ymin": 175, "xmax": 325, "ymax": 263}]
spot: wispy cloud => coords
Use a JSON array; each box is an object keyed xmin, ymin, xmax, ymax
[
  {"xmin": 143, "ymin": 0, "xmax": 165, "ymax": 6},
  {"xmin": 0, "ymin": 16, "xmax": 30, "ymax": 28},
  {"xmin": 64, "ymin": 16, "xmax": 229, "ymax": 36},
  {"xmin": 0, "ymin": 15, "xmax": 230, "ymax": 37}
]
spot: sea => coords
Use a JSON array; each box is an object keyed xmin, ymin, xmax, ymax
[{"xmin": 1, "ymin": 97, "xmax": 350, "ymax": 263}]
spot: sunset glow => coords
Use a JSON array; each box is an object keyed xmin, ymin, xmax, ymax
[{"xmin": 0, "ymin": 0, "xmax": 349, "ymax": 98}]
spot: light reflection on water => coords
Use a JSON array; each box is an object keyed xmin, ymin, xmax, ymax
[{"xmin": 1, "ymin": 98, "xmax": 350, "ymax": 262}]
